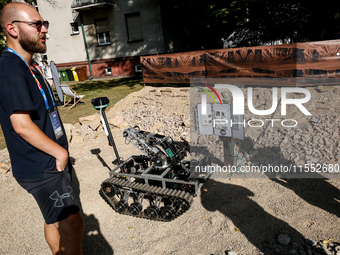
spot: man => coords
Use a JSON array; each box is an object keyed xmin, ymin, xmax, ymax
[{"xmin": 0, "ymin": 3, "xmax": 84, "ymax": 254}]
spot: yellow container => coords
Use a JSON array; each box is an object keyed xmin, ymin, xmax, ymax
[{"xmin": 71, "ymin": 67, "xmax": 79, "ymax": 81}]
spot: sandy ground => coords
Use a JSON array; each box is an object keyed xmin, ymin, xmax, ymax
[{"xmin": 0, "ymin": 87, "xmax": 340, "ymax": 255}]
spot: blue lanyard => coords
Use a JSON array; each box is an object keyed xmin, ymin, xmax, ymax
[{"xmin": 6, "ymin": 47, "xmax": 55, "ymax": 111}]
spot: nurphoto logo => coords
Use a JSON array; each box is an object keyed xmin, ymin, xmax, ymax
[{"xmin": 200, "ymin": 84, "xmax": 312, "ymax": 128}]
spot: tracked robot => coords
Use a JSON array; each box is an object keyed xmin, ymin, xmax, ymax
[{"xmin": 91, "ymin": 97, "xmax": 210, "ymax": 221}]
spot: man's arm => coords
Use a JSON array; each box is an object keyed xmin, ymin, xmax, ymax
[{"xmin": 10, "ymin": 110, "xmax": 68, "ymax": 171}]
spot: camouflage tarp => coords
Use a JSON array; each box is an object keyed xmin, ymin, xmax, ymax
[{"xmin": 141, "ymin": 40, "xmax": 340, "ymax": 84}]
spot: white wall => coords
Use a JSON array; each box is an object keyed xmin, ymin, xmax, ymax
[
  {"xmin": 37, "ymin": 0, "xmax": 87, "ymax": 64},
  {"xmin": 37, "ymin": 0, "xmax": 165, "ymax": 64}
]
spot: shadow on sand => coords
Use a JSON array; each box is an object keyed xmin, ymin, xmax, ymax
[
  {"xmin": 200, "ymin": 179, "xmax": 305, "ymax": 253},
  {"xmin": 249, "ymin": 144, "xmax": 340, "ymax": 218},
  {"xmin": 199, "ymin": 135, "xmax": 340, "ymax": 253},
  {"xmin": 70, "ymin": 157, "xmax": 114, "ymax": 255}
]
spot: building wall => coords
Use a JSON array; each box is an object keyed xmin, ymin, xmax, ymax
[
  {"xmin": 81, "ymin": 0, "xmax": 164, "ymax": 60},
  {"xmin": 37, "ymin": 0, "xmax": 164, "ymax": 78},
  {"xmin": 37, "ymin": 0, "xmax": 87, "ymax": 64}
]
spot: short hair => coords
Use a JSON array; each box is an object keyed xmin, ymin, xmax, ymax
[{"xmin": 1, "ymin": 3, "xmax": 36, "ymax": 35}]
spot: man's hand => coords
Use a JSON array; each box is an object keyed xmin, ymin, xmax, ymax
[
  {"xmin": 10, "ymin": 111, "xmax": 68, "ymax": 171},
  {"xmin": 55, "ymin": 149, "xmax": 69, "ymax": 172}
]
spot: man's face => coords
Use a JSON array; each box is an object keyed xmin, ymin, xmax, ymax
[
  {"xmin": 14, "ymin": 5, "xmax": 48, "ymax": 54},
  {"xmin": 17, "ymin": 22, "xmax": 47, "ymax": 53}
]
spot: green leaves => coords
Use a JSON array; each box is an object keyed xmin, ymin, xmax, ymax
[
  {"xmin": 161, "ymin": 0, "xmax": 340, "ymax": 50},
  {"xmin": 0, "ymin": 0, "xmax": 11, "ymax": 56}
]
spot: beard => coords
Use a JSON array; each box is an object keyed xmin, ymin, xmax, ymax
[{"xmin": 18, "ymin": 28, "xmax": 47, "ymax": 53}]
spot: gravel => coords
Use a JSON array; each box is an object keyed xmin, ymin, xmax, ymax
[{"xmin": 0, "ymin": 86, "xmax": 339, "ymax": 255}]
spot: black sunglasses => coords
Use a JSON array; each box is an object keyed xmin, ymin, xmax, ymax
[{"xmin": 11, "ymin": 20, "xmax": 49, "ymax": 30}]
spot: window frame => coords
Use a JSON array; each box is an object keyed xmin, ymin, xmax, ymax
[
  {"xmin": 124, "ymin": 12, "xmax": 143, "ymax": 43},
  {"xmin": 94, "ymin": 18, "xmax": 111, "ymax": 46},
  {"xmin": 70, "ymin": 22, "xmax": 79, "ymax": 36},
  {"xmin": 105, "ymin": 67, "xmax": 112, "ymax": 76}
]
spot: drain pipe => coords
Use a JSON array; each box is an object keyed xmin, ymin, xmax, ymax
[{"xmin": 79, "ymin": 12, "xmax": 93, "ymax": 80}]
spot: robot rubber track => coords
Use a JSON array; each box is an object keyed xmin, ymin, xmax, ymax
[{"xmin": 100, "ymin": 177, "xmax": 194, "ymax": 222}]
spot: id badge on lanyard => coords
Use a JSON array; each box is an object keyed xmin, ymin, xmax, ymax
[{"xmin": 50, "ymin": 111, "xmax": 63, "ymax": 140}]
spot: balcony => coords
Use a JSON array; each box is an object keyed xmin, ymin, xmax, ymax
[{"xmin": 71, "ymin": 0, "xmax": 115, "ymax": 11}]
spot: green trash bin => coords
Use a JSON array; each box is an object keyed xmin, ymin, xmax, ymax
[
  {"xmin": 57, "ymin": 70, "xmax": 63, "ymax": 81},
  {"xmin": 58, "ymin": 68, "xmax": 69, "ymax": 81},
  {"xmin": 66, "ymin": 68, "xmax": 74, "ymax": 81}
]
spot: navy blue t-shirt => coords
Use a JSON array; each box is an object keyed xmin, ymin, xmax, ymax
[{"xmin": 0, "ymin": 51, "xmax": 68, "ymax": 179}]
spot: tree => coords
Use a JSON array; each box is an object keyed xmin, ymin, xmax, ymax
[
  {"xmin": 160, "ymin": 0, "xmax": 240, "ymax": 51},
  {"xmin": 0, "ymin": 0, "xmax": 12, "ymax": 55},
  {"xmin": 160, "ymin": 0, "xmax": 340, "ymax": 52},
  {"xmin": 229, "ymin": 0, "xmax": 340, "ymax": 44}
]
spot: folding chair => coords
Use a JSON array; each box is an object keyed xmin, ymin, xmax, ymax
[
  {"xmin": 50, "ymin": 61, "xmax": 64, "ymax": 105},
  {"xmin": 60, "ymin": 85, "xmax": 86, "ymax": 110}
]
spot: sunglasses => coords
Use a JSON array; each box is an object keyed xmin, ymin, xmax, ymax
[{"xmin": 11, "ymin": 20, "xmax": 49, "ymax": 30}]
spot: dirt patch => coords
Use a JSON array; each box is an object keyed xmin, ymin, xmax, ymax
[{"xmin": 0, "ymin": 86, "xmax": 339, "ymax": 255}]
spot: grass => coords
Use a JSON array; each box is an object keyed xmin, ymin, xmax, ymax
[
  {"xmin": 57, "ymin": 76, "xmax": 144, "ymax": 123},
  {"xmin": 0, "ymin": 76, "xmax": 145, "ymax": 150}
]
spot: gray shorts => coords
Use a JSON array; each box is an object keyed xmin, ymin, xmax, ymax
[{"xmin": 16, "ymin": 163, "xmax": 80, "ymax": 224}]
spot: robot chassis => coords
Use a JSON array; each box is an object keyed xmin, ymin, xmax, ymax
[{"xmin": 91, "ymin": 97, "xmax": 210, "ymax": 221}]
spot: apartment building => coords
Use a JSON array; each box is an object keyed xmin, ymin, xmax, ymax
[{"xmin": 36, "ymin": 0, "xmax": 167, "ymax": 79}]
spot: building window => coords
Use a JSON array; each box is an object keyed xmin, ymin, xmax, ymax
[
  {"xmin": 135, "ymin": 64, "xmax": 142, "ymax": 73},
  {"xmin": 125, "ymin": 12, "xmax": 143, "ymax": 42},
  {"xmin": 70, "ymin": 22, "xmax": 79, "ymax": 35},
  {"xmin": 94, "ymin": 18, "xmax": 111, "ymax": 45},
  {"xmin": 105, "ymin": 67, "xmax": 112, "ymax": 75}
]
